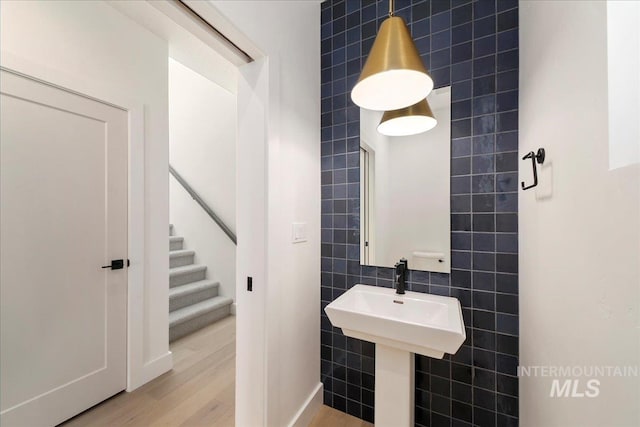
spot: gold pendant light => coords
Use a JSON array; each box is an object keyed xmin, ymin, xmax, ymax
[
  {"xmin": 351, "ymin": 0, "xmax": 434, "ymax": 111},
  {"xmin": 377, "ymin": 98, "xmax": 437, "ymax": 136}
]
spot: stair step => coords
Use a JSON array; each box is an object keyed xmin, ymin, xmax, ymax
[
  {"xmin": 169, "ymin": 249, "xmax": 195, "ymax": 268},
  {"xmin": 169, "ymin": 236, "xmax": 184, "ymax": 251},
  {"xmin": 169, "ymin": 280, "xmax": 219, "ymax": 312},
  {"xmin": 169, "ymin": 296, "xmax": 233, "ymax": 342},
  {"xmin": 170, "ymin": 264, "xmax": 206, "ymax": 288},
  {"xmin": 169, "ymin": 224, "xmax": 174, "ymax": 236}
]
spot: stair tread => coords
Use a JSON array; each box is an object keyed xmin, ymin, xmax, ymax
[
  {"xmin": 169, "ymin": 236, "xmax": 183, "ymax": 242},
  {"xmin": 169, "ymin": 280, "xmax": 219, "ymax": 299},
  {"xmin": 169, "ymin": 296, "xmax": 233, "ymax": 327},
  {"xmin": 169, "ymin": 249, "xmax": 195, "ymax": 258},
  {"xmin": 169, "ymin": 264, "xmax": 206, "ymax": 276}
]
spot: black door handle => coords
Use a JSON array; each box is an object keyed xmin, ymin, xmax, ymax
[
  {"xmin": 101, "ymin": 259, "xmax": 129, "ymax": 270},
  {"xmin": 521, "ymin": 148, "xmax": 546, "ymax": 190}
]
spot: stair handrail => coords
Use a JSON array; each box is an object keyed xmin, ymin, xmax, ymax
[{"xmin": 169, "ymin": 164, "xmax": 237, "ymax": 245}]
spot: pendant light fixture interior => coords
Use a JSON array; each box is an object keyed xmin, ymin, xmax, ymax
[
  {"xmin": 377, "ymin": 98, "xmax": 438, "ymax": 136},
  {"xmin": 351, "ymin": 0, "xmax": 434, "ymax": 111}
]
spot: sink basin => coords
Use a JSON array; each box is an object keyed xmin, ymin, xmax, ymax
[
  {"xmin": 325, "ymin": 284, "xmax": 466, "ymax": 426},
  {"xmin": 325, "ymin": 284, "xmax": 466, "ymax": 358}
]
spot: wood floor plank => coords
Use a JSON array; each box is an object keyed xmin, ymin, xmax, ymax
[
  {"xmin": 309, "ymin": 405, "xmax": 374, "ymax": 427},
  {"xmin": 178, "ymin": 381, "xmax": 235, "ymax": 427},
  {"xmin": 61, "ymin": 316, "xmax": 237, "ymax": 427},
  {"xmin": 147, "ymin": 358, "xmax": 235, "ymax": 426},
  {"xmin": 146, "ymin": 340, "xmax": 235, "ymax": 401},
  {"xmin": 61, "ymin": 316, "xmax": 371, "ymax": 427}
]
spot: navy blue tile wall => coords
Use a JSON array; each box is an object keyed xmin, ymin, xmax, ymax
[{"xmin": 320, "ymin": 0, "xmax": 519, "ymax": 425}]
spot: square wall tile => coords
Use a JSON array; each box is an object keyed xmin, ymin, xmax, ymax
[{"xmin": 321, "ymin": 1, "xmax": 519, "ymax": 425}]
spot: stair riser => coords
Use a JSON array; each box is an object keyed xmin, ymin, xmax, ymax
[
  {"xmin": 170, "ymin": 287, "xmax": 219, "ymax": 312},
  {"xmin": 169, "ymin": 240, "xmax": 183, "ymax": 251},
  {"xmin": 169, "ymin": 304, "xmax": 231, "ymax": 342},
  {"xmin": 170, "ymin": 269, "xmax": 206, "ymax": 288},
  {"xmin": 170, "ymin": 254, "xmax": 195, "ymax": 268}
]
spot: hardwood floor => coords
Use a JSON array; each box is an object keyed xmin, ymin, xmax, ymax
[
  {"xmin": 61, "ymin": 316, "xmax": 371, "ymax": 427},
  {"xmin": 309, "ymin": 405, "xmax": 374, "ymax": 427},
  {"xmin": 62, "ymin": 316, "xmax": 236, "ymax": 427}
]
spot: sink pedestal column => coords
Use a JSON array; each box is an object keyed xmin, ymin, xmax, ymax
[{"xmin": 375, "ymin": 344, "xmax": 414, "ymax": 427}]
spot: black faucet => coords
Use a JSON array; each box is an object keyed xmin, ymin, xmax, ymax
[{"xmin": 394, "ymin": 258, "xmax": 408, "ymax": 295}]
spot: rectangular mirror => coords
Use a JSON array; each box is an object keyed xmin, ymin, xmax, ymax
[{"xmin": 359, "ymin": 87, "xmax": 451, "ymax": 273}]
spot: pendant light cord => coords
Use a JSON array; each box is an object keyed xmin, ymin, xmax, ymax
[{"xmin": 388, "ymin": 0, "xmax": 394, "ymax": 16}]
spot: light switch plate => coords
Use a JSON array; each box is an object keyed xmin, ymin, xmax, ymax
[{"xmin": 292, "ymin": 222, "xmax": 307, "ymax": 243}]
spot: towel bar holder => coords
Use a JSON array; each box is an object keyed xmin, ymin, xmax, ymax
[{"xmin": 521, "ymin": 148, "xmax": 545, "ymax": 190}]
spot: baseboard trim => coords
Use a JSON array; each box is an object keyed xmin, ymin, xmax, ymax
[
  {"xmin": 127, "ymin": 351, "xmax": 173, "ymax": 391},
  {"xmin": 288, "ymin": 382, "xmax": 323, "ymax": 427},
  {"xmin": 230, "ymin": 302, "xmax": 237, "ymax": 315}
]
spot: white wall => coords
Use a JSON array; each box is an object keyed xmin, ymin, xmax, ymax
[
  {"xmin": 108, "ymin": 0, "xmax": 238, "ymax": 95},
  {"xmin": 519, "ymin": 1, "xmax": 640, "ymax": 426},
  {"xmin": 607, "ymin": 0, "xmax": 640, "ymax": 170},
  {"xmin": 212, "ymin": 1, "xmax": 322, "ymax": 426},
  {"xmin": 0, "ymin": 0, "xmax": 171, "ymax": 390},
  {"xmin": 169, "ymin": 58, "xmax": 236, "ymax": 302}
]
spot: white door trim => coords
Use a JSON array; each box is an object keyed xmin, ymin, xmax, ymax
[{"xmin": 0, "ymin": 54, "xmax": 171, "ymax": 391}]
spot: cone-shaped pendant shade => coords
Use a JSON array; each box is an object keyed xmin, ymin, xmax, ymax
[
  {"xmin": 377, "ymin": 99, "xmax": 437, "ymax": 136},
  {"xmin": 351, "ymin": 16, "xmax": 433, "ymax": 111}
]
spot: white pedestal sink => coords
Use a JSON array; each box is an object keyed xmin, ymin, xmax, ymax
[{"xmin": 324, "ymin": 284, "xmax": 466, "ymax": 427}]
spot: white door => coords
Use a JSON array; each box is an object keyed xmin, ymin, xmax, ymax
[{"xmin": 0, "ymin": 69, "xmax": 128, "ymax": 426}]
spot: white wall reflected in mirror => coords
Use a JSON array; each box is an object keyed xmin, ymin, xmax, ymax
[{"xmin": 360, "ymin": 87, "xmax": 451, "ymax": 273}]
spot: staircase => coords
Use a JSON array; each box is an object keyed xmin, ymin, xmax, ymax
[{"xmin": 169, "ymin": 224, "xmax": 233, "ymax": 342}]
